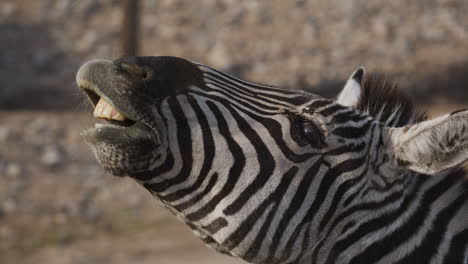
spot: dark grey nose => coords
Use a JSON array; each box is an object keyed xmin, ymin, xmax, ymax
[
  {"xmin": 116, "ymin": 56, "xmax": 154, "ymax": 81},
  {"xmin": 114, "ymin": 56, "xmax": 205, "ymax": 99}
]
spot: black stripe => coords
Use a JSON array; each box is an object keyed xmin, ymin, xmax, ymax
[
  {"xmin": 326, "ymin": 174, "xmax": 458, "ymax": 264},
  {"xmin": 282, "ymin": 156, "xmax": 366, "ymax": 256},
  {"xmin": 329, "ymin": 186, "xmax": 404, "ymax": 237},
  {"xmin": 224, "ymin": 167, "xmax": 298, "ymax": 256},
  {"xmin": 332, "ymin": 121, "xmax": 372, "ymax": 139},
  {"xmin": 196, "ymin": 233, "xmax": 232, "ymax": 256},
  {"xmin": 321, "ymin": 178, "xmax": 420, "ymax": 263},
  {"xmin": 332, "ymin": 111, "xmax": 368, "ymax": 124},
  {"xmin": 443, "ymin": 228, "xmax": 468, "ymax": 263},
  {"xmin": 134, "ymin": 151, "xmax": 174, "ymax": 181},
  {"xmin": 318, "ymin": 123, "xmax": 378, "ymax": 233},
  {"xmin": 204, "ymin": 76, "xmax": 295, "ymax": 109},
  {"xmin": 235, "ymin": 109, "xmax": 315, "ymax": 163},
  {"xmin": 199, "ymin": 66, "xmax": 300, "ymax": 95},
  {"xmin": 132, "ymin": 107, "xmax": 174, "ymax": 181},
  {"xmin": 312, "ymin": 170, "xmax": 408, "ymax": 263},
  {"xmin": 317, "ymin": 173, "xmax": 365, "ymax": 232},
  {"xmin": 243, "ymin": 167, "xmax": 299, "ymax": 261},
  {"xmin": 204, "ymin": 73, "xmax": 312, "ymax": 106},
  {"xmin": 159, "ymin": 96, "xmax": 215, "ymax": 202},
  {"xmin": 204, "ymin": 79, "xmax": 282, "ymax": 111},
  {"xmin": 319, "ymin": 104, "xmax": 348, "ymax": 117},
  {"xmin": 393, "ymin": 191, "xmax": 467, "ymax": 264},
  {"xmin": 267, "ymin": 160, "xmax": 323, "ymax": 260},
  {"xmin": 190, "ymin": 90, "xmax": 279, "ymax": 116},
  {"xmin": 143, "ymin": 97, "xmax": 193, "ymax": 193},
  {"xmin": 203, "ymin": 217, "xmax": 228, "ymax": 234},
  {"xmin": 222, "ymin": 103, "xmax": 275, "ymax": 215},
  {"xmin": 204, "ymin": 83, "xmax": 280, "ymax": 110},
  {"xmin": 361, "ymin": 172, "xmax": 407, "ymax": 197},
  {"xmin": 185, "ymin": 101, "xmax": 245, "ymax": 221},
  {"xmin": 325, "ymin": 141, "xmax": 366, "ymax": 156},
  {"xmin": 450, "ymin": 108, "xmax": 468, "ymax": 116},
  {"xmin": 192, "ymin": 90, "xmax": 315, "ymax": 166},
  {"xmin": 173, "ymin": 173, "xmax": 218, "ymax": 211},
  {"xmin": 288, "ymin": 223, "xmax": 313, "ymax": 263}
]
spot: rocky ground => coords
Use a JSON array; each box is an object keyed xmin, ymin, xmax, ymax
[
  {"xmin": 0, "ymin": 103, "xmax": 466, "ymax": 264},
  {"xmin": 1, "ymin": 0, "xmax": 468, "ymax": 109},
  {"xmin": 0, "ymin": 111, "xmax": 243, "ymax": 264}
]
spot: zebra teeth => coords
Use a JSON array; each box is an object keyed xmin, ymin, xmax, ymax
[{"xmin": 93, "ymin": 97, "xmax": 129, "ymax": 121}]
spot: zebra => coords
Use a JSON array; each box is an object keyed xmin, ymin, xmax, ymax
[{"xmin": 76, "ymin": 56, "xmax": 468, "ymax": 264}]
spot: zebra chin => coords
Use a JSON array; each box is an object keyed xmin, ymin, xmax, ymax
[{"xmin": 81, "ymin": 122, "xmax": 162, "ymax": 177}]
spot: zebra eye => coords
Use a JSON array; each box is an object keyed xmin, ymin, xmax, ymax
[{"xmin": 300, "ymin": 119, "xmax": 326, "ymax": 148}]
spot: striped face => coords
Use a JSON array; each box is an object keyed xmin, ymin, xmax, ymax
[
  {"xmin": 156, "ymin": 65, "xmax": 392, "ymax": 262},
  {"xmin": 77, "ymin": 56, "xmax": 468, "ymax": 264}
]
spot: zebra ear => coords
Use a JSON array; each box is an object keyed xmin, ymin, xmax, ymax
[
  {"xmin": 336, "ymin": 67, "xmax": 366, "ymax": 108},
  {"xmin": 387, "ymin": 109, "xmax": 468, "ymax": 175}
]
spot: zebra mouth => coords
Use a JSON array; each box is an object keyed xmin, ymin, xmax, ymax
[
  {"xmin": 76, "ymin": 59, "xmax": 161, "ymax": 176},
  {"xmin": 76, "ymin": 59, "xmax": 158, "ymax": 141},
  {"xmin": 78, "ymin": 86, "xmax": 160, "ymax": 148},
  {"xmin": 82, "ymin": 88, "xmax": 137, "ymax": 127}
]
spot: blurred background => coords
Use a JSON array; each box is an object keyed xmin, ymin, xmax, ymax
[{"xmin": 0, "ymin": 0, "xmax": 467, "ymax": 263}]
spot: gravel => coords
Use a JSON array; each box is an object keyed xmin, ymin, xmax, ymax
[
  {"xmin": 1, "ymin": 0, "xmax": 468, "ymax": 109},
  {"xmin": 0, "ymin": 112, "xmax": 245, "ymax": 264}
]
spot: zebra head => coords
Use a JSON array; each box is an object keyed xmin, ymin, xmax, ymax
[{"xmin": 77, "ymin": 56, "xmax": 467, "ymax": 263}]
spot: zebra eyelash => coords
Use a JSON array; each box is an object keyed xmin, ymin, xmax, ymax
[
  {"xmin": 300, "ymin": 119, "xmax": 327, "ymax": 149},
  {"xmin": 289, "ymin": 114, "xmax": 327, "ymax": 149}
]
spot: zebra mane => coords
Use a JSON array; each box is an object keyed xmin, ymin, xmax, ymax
[{"xmin": 356, "ymin": 74, "xmax": 427, "ymax": 127}]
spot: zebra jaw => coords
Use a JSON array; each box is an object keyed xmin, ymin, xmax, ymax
[{"xmin": 77, "ymin": 59, "xmax": 162, "ymax": 176}]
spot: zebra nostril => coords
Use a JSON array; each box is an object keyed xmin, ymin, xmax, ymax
[{"xmin": 118, "ymin": 61, "xmax": 153, "ymax": 81}]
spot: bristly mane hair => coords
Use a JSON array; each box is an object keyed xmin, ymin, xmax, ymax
[{"xmin": 357, "ymin": 74, "xmax": 427, "ymax": 127}]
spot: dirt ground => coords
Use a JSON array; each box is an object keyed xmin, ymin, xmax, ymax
[
  {"xmin": 0, "ymin": 111, "xmax": 244, "ymax": 264},
  {"xmin": 3, "ymin": 0, "xmax": 468, "ymax": 110},
  {"xmin": 0, "ymin": 104, "xmax": 465, "ymax": 264}
]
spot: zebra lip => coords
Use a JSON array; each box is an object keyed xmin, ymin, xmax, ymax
[
  {"xmin": 81, "ymin": 87, "xmax": 137, "ymax": 127},
  {"xmin": 79, "ymin": 88, "xmax": 161, "ymax": 147}
]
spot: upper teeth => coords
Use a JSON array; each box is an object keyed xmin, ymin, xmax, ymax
[{"xmin": 93, "ymin": 98, "xmax": 128, "ymax": 121}]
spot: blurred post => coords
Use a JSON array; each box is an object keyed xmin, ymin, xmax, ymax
[{"xmin": 121, "ymin": 0, "xmax": 140, "ymax": 56}]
